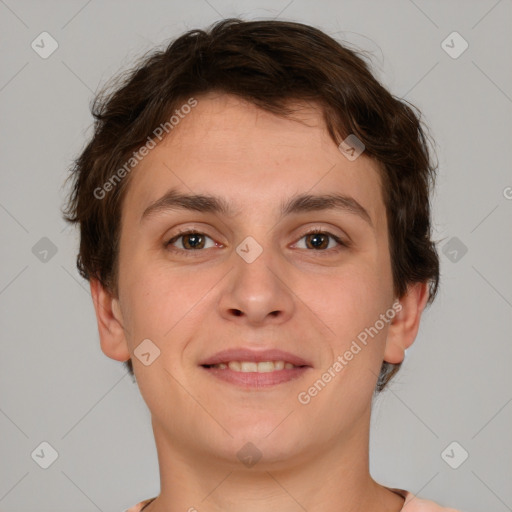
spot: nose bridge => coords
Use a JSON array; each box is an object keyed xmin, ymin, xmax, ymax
[{"xmin": 236, "ymin": 234, "xmax": 281, "ymax": 288}]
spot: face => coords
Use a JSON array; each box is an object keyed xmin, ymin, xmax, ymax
[{"xmin": 111, "ymin": 92, "xmax": 397, "ymax": 468}]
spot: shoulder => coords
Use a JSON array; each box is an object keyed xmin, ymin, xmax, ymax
[
  {"xmin": 123, "ymin": 496, "xmax": 157, "ymax": 512},
  {"xmin": 388, "ymin": 487, "xmax": 463, "ymax": 512}
]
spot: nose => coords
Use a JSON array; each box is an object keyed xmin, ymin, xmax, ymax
[{"xmin": 217, "ymin": 241, "xmax": 296, "ymax": 327}]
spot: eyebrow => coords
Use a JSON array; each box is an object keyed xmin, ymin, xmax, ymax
[{"xmin": 141, "ymin": 187, "xmax": 373, "ymax": 227}]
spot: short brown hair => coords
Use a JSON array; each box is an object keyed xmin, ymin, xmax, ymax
[{"xmin": 63, "ymin": 18, "xmax": 440, "ymax": 391}]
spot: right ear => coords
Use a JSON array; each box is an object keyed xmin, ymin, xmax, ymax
[{"xmin": 89, "ymin": 278, "xmax": 131, "ymax": 362}]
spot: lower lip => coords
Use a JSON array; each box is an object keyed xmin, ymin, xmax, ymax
[{"xmin": 200, "ymin": 365, "xmax": 311, "ymax": 388}]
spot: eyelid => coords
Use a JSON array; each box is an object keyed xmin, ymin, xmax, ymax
[{"xmin": 298, "ymin": 225, "xmax": 348, "ymax": 241}]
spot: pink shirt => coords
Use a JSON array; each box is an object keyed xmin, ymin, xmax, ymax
[{"xmin": 124, "ymin": 488, "xmax": 462, "ymax": 511}]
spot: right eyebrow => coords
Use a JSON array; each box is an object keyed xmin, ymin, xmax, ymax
[{"xmin": 141, "ymin": 188, "xmax": 235, "ymax": 221}]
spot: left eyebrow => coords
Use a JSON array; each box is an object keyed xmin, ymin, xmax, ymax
[
  {"xmin": 141, "ymin": 187, "xmax": 373, "ymax": 228},
  {"xmin": 280, "ymin": 192, "xmax": 373, "ymax": 228}
]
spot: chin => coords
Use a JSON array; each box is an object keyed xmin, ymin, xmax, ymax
[{"xmin": 193, "ymin": 418, "xmax": 305, "ymax": 468}]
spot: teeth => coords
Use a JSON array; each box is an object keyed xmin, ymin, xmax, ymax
[
  {"xmin": 228, "ymin": 361, "xmax": 241, "ymax": 371},
  {"xmin": 239, "ymin": 361, "xmax": 258, "ymax": 372},
  {"xmin": 209, "ymin": 361, "xmax": 298, "ymax": 372},
  {"xmin": 254, "ymin": 361, "xmax": 274, "ymax": 373},
  {"xmin": 274, "ymin": 361, "xmax": 285, "ymax": 370}
]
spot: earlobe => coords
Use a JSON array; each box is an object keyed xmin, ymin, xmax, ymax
[
  {"xmin": 89, "ymin": 278, "xmax": 131, "ymax": 362},
  {"xmin": 383, "ymin": 282, "xmax": 430, "ymax": 364}
]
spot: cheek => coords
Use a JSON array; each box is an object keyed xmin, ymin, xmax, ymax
[
  {"xmin": 304, "ymin": 268, "xmax": 392, "ymax": 403},
  {"xmin": 120, "ymin": 258, "xmax": 219, "ymax": 344},
  {"xmin": 118, "ymin": 255, "xmax": 169, "ymax": 343},
  {"xmin": 312, "ymin": 262, "xmax": 388, "ymax": 337}
]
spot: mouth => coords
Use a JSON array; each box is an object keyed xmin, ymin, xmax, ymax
[
  {"xmin": 202, "ymin": 360, "xmax": 302, "ymax": 372},
  {"xmin": 199, "ymin": 348, "xmax": 312, "ymax": 388}
]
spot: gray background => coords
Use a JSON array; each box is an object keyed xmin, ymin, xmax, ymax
[{"xmin": 0, "ymin": 0, "xmax": 511, "ymax": 511}]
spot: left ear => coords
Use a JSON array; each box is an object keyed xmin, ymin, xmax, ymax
[{"xmin": 384, "ymin": 282, "xmax": 430, "ymax": 364}]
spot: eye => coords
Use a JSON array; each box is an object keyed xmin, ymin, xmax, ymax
[
  {"xmin": 164, "ymin": 228, "xmax": 349, "ymax": 257},
  {"xmin": 294, "ymin": 229, "xmax": 348, "ymax": 252},
  {"xmin": 165, "ymin": 230, "xmax": 218, "ymax": 253}
]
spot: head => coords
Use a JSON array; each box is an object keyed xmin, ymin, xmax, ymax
[{"xmin": 63, "ymin": 18, "xmax": 439, "ymax": 465}]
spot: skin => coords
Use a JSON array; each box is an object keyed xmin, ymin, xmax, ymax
[{"xmin": 90, "ymin": 92, "xmax": 429, "ymax": 512}]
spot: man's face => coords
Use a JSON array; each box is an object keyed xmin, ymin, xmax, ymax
[{"xmin": 114, "ymin": 93, "xmax": 395, "ymax": 466}]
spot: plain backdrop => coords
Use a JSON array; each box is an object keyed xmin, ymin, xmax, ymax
[{"xmin": 0, "ymin": 1, "xmax": 511, "ymax": 511}]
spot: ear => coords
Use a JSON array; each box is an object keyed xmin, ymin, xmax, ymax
[
  {"xmin": 89, "ymin": 278, "xmax": 131, "ymax": 362},
  {"xmin": 384, "ymin": 282, "xmax": 430, "ymax": 364}
]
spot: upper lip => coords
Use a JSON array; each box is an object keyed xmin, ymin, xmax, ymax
[{"xmin": 199, "ymin": 348, "xmax": 312, "ymax": 367}]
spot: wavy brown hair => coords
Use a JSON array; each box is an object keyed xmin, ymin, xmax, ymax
[{"xmin": 63, "ymin": 18, "xmax": 440, "ymax": 391}]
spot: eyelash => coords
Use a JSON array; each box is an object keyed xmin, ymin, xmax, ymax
[{"xmin": 164, "ymin": 228, "xmax": 349, "ymax": 257}]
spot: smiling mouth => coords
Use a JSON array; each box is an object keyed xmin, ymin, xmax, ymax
[{"xmin": 202, "ymin": 361, "xmax": 305, "ymax": 372}]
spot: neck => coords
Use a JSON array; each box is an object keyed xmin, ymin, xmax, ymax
[{"xmin": 145, "ymin": 406, "xmax": 404, "ymax": 512}]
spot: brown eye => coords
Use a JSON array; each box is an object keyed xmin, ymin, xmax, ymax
[
  {"xmin": 166, "ymin": 231, "xmax": 216, "ymax": 252},
  {"xmin": 295, "ymin": 230, "xmax": 347, "ymax": 252},
  {"xmin": 305, "ymin": 232, "xmax": 330, "ymax": 250}
]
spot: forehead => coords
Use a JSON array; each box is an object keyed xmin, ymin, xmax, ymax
[{"xmin": 122, "ymin": 93, "xmax": 385, "ymax": 227}]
